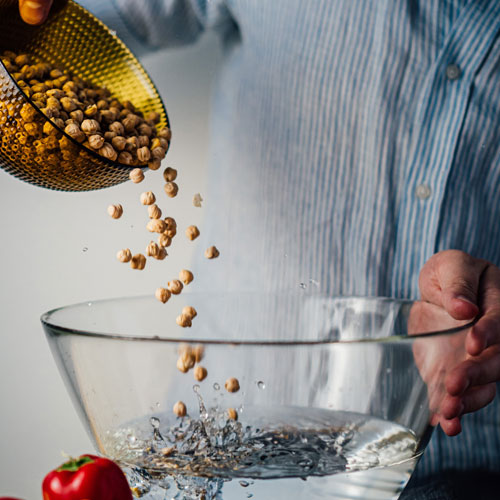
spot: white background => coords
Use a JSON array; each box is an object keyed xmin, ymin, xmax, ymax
[{"xmin": 0, "ymin": 33, "xmax": 222, "ymax": 498}]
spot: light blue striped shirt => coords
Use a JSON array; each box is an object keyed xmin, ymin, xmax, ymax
[{"xmin": 84, "ymin": 0, "xmax": 500, "ymax": 479}]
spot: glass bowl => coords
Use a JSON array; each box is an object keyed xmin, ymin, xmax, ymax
[
  {"xmin": 0, "ymin": 0, "xmax": 169, "ymax": 191},
  {"xmin": 41, "ymin": 294, "xmax": 473, "ymax": 500}
]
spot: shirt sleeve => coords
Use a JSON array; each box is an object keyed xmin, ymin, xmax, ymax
[{"xmin": 81, "ymin": 0, "xmax": 235, "ymax": 57}]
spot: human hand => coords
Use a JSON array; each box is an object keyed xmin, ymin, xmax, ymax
[
  {"xmin": 418, "ymin": 249, "xmax": 500, "ymax": 436},
  {"xmin": 19, "ymin": 0, "xmax": 52, "ymax": 25}
]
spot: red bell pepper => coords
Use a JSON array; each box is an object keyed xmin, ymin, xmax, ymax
[{"xmin": 42, "ymin": 454, "xmax": 133, "ymax": 500}]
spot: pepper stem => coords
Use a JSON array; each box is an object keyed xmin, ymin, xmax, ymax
[{"xmin": 57, "ymin": 455, "xmax": 94, "ymax": 472}]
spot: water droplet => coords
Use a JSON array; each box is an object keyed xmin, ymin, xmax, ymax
[
  {"xmin": 257, "ymin": 381, "xmax": 266, "ymax": 390},
  {"xmin": 299, "ymin": 282, "xmax": 307, "ymax": 289},
  {"xmin": 284, "ymin": 253, "xmax": 288, "ymax": 258},
  {"xmin": 193, "ymin": 384, "xmax": 200, "ymax": 393},
  {"xmin": 309, "ymin": 278, "xmax": 319, "ymax": 286},
  {"xmin": 213, "ymin": 383, "xmax": 220, "ymax": 391},
  {"xmin": 386, "ymin": 368, "xmax": 392, "ymax": 374},
  {"xmin": 247, "ymin": 494, "xmax": 253, "ymax": 498},
  {"xmin": 149, "ymin": 417, "xmax": 160, "ymax": 429},
  {"xmin": 87, "ymin": 302, "xmax": 92, "ymax": 307},
  {"xmin": 82, "ymin": 246, "xmax": 88, "ymax": 252},
  {"xmin": 239, "ymin": 480, "xmax": 249, "ymax": 487},
  {"xmin": 156, "ymin": 402, "xmax": 161, "ymax": 407}
]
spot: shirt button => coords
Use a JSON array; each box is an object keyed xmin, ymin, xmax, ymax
[
  {"xmin": 416, "ymin": 184, "xmax": 432, "ymax": 200},
  {"xmin": 445, "ymin": 63, "xmax": 462, "ymax": 80}
]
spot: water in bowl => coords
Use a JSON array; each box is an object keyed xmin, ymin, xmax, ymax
[{"xmin": 104, "ymin": 394, "xmax": 423, "ymax": 500}]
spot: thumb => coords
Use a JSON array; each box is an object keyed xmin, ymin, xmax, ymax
[
  {"xmin": 19, "ymin": 0, "xmax": 53, "ymax": 25},
  {"xmin": 420, "ymin": 251, "xmax": 483, "ymax": 320}
]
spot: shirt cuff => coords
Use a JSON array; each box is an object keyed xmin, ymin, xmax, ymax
[{"xmin": 77, "ymin": 0, "xmax": 152, "ymax": 59}]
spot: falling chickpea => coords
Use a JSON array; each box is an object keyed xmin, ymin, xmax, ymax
[
  {"xmin": 130, "ymin": 253, "xmax": 146, "ymax": 270},
  {"xmin": 182, "ymin": 306, "xmax": 197, "ymax": 319},
  {"xmin": 158, "ymin": 233, "xmax": 172, "ymax": 248},
  {"xmin": 130, "ymin": 168, "xmax": 144, "ymax": 183},
  {"xmin": 227, "ymin": 408, "xmax": 238, "ymax": 421},
  {"xmin": 176, "ymin": 314, "xmax": 192, "ymax": 328},
  {"xmin": 155, "ymin": 287, "xmax": 171, "ymax": 304},
  {"xmin": 186, "ymin": 225, "xmax": 200, "ymax": 241},
  {"xmin": 164, "ymin": 217, "xmax": 177, "ymax": 230},
  {"xmin": 146, "ymin": 241, "xmax": 160, "ymax": 258},
  {"xmin": 147, "ymin": 219, "xmax": 167, "ymax": 233},
  {"xmin": 225, "ymin": 377, "xmax": 240, "ymax": 393},
  {"xmin": 148, "ymin": 204, "xmax": 162, "ymax": 219},
  {"xmin": 194, "ymin": 344, "xmax": 204, "ymax": 363},
  {"xmin": 164, "ymin": 181, "xmax": 179, "ymax": 198},
  {"xmin": 140, "ymin": 191, "xmax": 156, "ymax": 205},
  {"xmin": 155, "ymin": 247, "xmax": 167, "ymax": 260},
  {"xmin": 116, "ymin": 248, "xmax": 131, "ymax": 263},
  {"xmin": 176, "ymin": 356, "xmax": 189, "ymax": 373},
  {"xmin": 173, "ymin": 401, "xmax": 187, "ymax": 417},
  {"xmin": 205, "ymin": 246, "xmax": 220, "ymax": 259},
  {"xmin": 193, "ymin": 193, "xmax": 203, "ymax": 207},
  {"xmin": 194, "ymin": 365, "xmax": 207, "ymax": 382},
  {"xmin": 168, "ymin": 279, "xmax": 183, "ymax": 295},
  {"xmin": 179, "ymin": 269, "xmax": 194, "ymax": 285},
  {"xmin": 177, "ymin": 346, "xmax": 195, "ymax": 371},
  {"xmin": 107, "ymin": 204, "xmax": 123, "ymax": 219},
  {"xmin": 163, "ymin": 167, "xmax": 177, "ymax": 182}
]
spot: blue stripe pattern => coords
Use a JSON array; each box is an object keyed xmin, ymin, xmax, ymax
[{"xmin": 85, "ymin": 0, "xmax": 500, "ymax": 479}]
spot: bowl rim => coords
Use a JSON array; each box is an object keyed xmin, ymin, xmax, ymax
[
  {"xmin": 40, "ymin": 293, "xmax": 476, "ymax": 346},
  {"xmin": 0, "ymin": 0, "xmax": 170, "ymax": 174}
]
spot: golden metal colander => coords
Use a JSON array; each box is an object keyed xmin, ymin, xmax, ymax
[{"xmin": 0, "ymin": 0, "xmax": 170, "ymax": 191}]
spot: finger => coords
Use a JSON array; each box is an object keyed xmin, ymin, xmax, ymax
[
  {"xmin": 419, "ymin": 250, "xmax": 484, "ymax": 320},
  {"xmin": 19, "ymin": 0, "xmax": 52, "ymax": 25},
  {"xmin": 460, "ymin": 383, "xmax": 496, "ymax": 415},
  {"xmin": 466, "ymin": 265, "xmax": 500, "ymax": 356},
  {"xmin": 445, "ymin": 345, "xmax": 500, "ymax": 396},
  {"xmin": 442, "ymin": 384, "xmax": 497, "ymax": 423},
  {"xmin": 440, "ymin": 394, "xmax": 463, "ymax": 420},
  {"xmin": 439, "ymin": 416, "xmax": 462, "ymax": 437}
]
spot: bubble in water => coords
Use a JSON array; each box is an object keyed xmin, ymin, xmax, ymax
[
  {"xmin": 257, "ymin": 381, "xmax": 266, "ymax": 390},
  {"xmin": 213, "ymin": 383, "xmax": 220, "ymax": 391},
  {"xmin": 82, "ymin": 247, "xmax": 88, "ymax": 252},
  {"xmin": 150, "ymin": 417, "xmax": 160, "ymax": 429},
  {"xmin": 239, "ymin": 480, "xmax": 249, "ymax": 487},
  {"xmin": 299, "ymin": 282, "xmax": 307, "ymax": 289}
]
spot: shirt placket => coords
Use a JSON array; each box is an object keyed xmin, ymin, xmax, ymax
[{"xmin": 391, "ymin": 0, "xmax": 500, "ymax": 299}]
